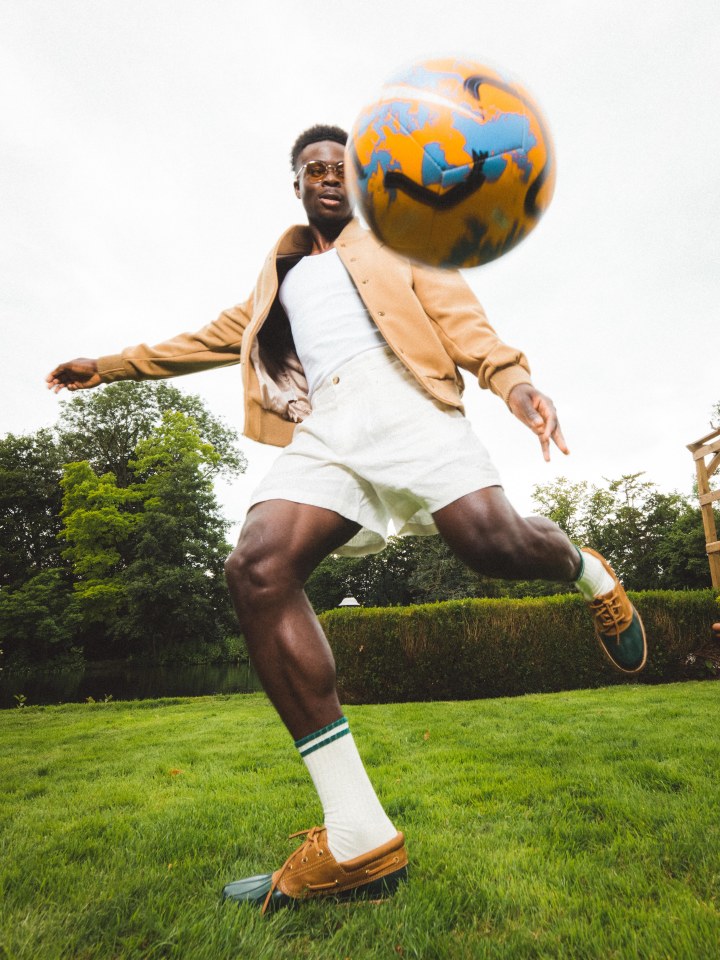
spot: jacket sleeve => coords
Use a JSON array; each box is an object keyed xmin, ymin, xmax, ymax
[
  {"xmin": 95, "ymin": 299, "xmax": 253, "ymax": 383},
  {"xmin": 410, "ymin": 263, "xmax": 532, "ymax": 402}
]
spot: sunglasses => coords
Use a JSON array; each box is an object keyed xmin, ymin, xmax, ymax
[{"xmin": 298, "ymin": 160, "xmax": 345, "ymax": 181}]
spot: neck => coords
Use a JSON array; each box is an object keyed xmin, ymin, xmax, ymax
[{"xmin": 307, "ymin": 216, "xmax": 352, "ymax": 254}]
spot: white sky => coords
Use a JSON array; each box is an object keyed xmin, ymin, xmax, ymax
[{"xmin": 2, "ymin": 0, "xmax": 719, "ymax": 540}]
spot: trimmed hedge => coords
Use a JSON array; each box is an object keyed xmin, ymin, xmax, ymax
[{"xmin": 319, "ymin": 590, "xmax": 719, "ymax": 703}]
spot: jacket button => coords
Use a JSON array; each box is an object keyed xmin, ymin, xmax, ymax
[
  {"xmin": 332, "ymin": 376, "xmax": 340, "ymax": 384},
  {"xmin": 362, "ymin": 279, "xmax": 368, "ymax": 284},
  {"xmin": 378, "ymin": 311, "xmax": 385, "ymax": 316}
]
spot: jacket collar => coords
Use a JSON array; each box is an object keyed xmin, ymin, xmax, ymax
[{"xmin": 275, "ymin": 218, "xmax": 365, "ymax": 257}]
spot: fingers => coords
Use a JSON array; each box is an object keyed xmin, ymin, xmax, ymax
[
  {"xmin": 533, "ymin": 395, "xmax": 570, "ymax": 462},
  {"xmin": 551, "ymin": 422, "xmax": 570, "ymax": 457},
  {"xmin": 46, "ymin": 367, "xmax": 80, "ymax": 393},
  {"xmin": 45, "ymin": 359, "xmax": 100, "ymax": 393},
  {"xmin": 508, "ymin": 385, "xmax": 570, "ymax": 462}
]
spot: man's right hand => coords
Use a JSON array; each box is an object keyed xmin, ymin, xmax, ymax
[{"xmin": 46, "ymin": 358, "xmax": 101, "ymax": 393}]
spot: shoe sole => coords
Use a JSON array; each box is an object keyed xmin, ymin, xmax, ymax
[
  {"xmin": 267, "ymin": 865, "xmax": 408, "ymax": 912},
  {"xmin": 225, "ymin": 865, "xmax": 408, "ymax": 912}
]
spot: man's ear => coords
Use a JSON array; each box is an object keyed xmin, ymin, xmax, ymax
[{"xmin": 293, "ymin": 177, "xmax": 301, "ymax": 198}]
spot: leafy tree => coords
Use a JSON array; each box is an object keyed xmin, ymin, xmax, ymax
[
  {"xmin": 306, "ymin": 554, "xmax": 365, "ymax": 612},
  {"xmin": 0, "ymin": 569, "xmax": 74, "ymax": 664},
  {"xmin": 0, "ymin": 430, "xmax": 66, "ymax": 589},
  {"xmin": 118, "ymin": 412, "xmax": 234, "ymax": 657},
  {"xmin": 59, "ymin": 412, "xmax": 236, "ymax": 660},
  {"xmin": 531, "ymin": 473, "xmax": 710, "ymax": 590},
  {"xmin": 57, "ymin": 381, "xmax": 247, "ymax": 486},
  {"xmin": 1, "ymin": 383, "xmax": 247, "ymax": 666},
  {"xmin": 59, "ymin": 462, "xmax": 141, "ymax": 647}
]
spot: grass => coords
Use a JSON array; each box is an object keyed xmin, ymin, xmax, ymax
[{"xmin": 1, "ymin": 683, "xmax": 719, "ymax": 959}]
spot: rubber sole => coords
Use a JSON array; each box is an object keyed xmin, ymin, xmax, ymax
[{"xmin": 223, "ymin": 865, "xmax": 408, "ymax": 911}]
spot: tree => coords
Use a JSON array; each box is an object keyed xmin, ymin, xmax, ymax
[
  {"xmin": 531, "ymin": 474, "xmax": 710, "ymax": 590},
  {"xmin": 59, "ymin": 461, "xmax": 141, "ymax": 648},
  {"xmin": 59, "ymin": 412, "xmax": 236, "ymax": 660},
  {"xmin": 119, "ymin": 412, "xmax": 234, "ymax": 657},
  {"xmin": 57, "ymin": 381, "xmax": 247, "ymax": 486},
  {"xmin": 1, "ymin": 383, "xmax": 247, "ymax": 667},
  {"xmin": 0, "ymin": 430, "xmax": 66, "ymax": 589},
  {"xmin": 0, "ymin": 569, "xmax": 74, "ymax": 665}
]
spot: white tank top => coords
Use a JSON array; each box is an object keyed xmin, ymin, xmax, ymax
[{"xmin": 278, "ymin": 248, "xmax": 386, "ymax": 395}]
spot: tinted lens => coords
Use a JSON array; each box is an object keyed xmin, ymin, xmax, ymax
[
  {"xmin": 302, "ymin": 161, "xmax": 345, "ymax": 180},
  {"xmin": 304, "ymin": 161, "xmax": 327, "ymax": 180}
]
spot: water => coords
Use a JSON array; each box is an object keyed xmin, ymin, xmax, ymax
[{"xmin": 0, "ymin": 660, "xmax": 263, "ymax": 709}]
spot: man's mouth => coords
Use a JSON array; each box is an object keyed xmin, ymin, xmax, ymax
[{"xmin": 319, "ymin": 192, "xmax": 342, "ymax": 207}]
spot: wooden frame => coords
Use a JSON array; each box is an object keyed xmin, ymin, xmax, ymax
[{"xmin": 687, "ymin": 426, "xmax": 720, "ymax": 589}]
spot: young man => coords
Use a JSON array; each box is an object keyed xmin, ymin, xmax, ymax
[{"xmin": 47, "ymin": 123, "xmax": 647, "ymax": 913}]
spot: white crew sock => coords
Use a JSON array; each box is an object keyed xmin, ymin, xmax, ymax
[
  {"xmin": 573, "ymin": 547, "xmax": 616, "ymax": 600},
  {"xmin": 295, "ymin": 716, "xmax": 398, "ymax": 863}
]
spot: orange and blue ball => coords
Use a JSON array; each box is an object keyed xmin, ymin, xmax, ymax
[{"xmin": 346, "ymin": 58, "xmax": 556, "ymax": 269}]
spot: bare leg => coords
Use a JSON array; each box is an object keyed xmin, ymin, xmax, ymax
[
  {"xmin": 433, "ymin": 486, "xmax": 581, "ymax": 581},
  {"xmin": 224, "ymin": 499, "xmax": 360, "ymax": 740}
]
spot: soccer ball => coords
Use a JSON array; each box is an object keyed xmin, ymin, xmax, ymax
[{"xmin": 345, "ymin": 58, "xmax": 556, "ymax": 269}]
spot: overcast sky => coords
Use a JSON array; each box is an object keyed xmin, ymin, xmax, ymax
[{"xmin": 2, "ymin": 0, "xmax": 719, "ymax": 538}]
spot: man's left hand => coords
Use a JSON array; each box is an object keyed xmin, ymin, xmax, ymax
[{"xmin": 507, "ymin": 383, "xmax": 569, "ymax": 462}]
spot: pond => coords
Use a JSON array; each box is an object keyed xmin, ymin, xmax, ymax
[{"xmin": 0, "ymin": 660, "xmax": 263, "ymax": 709}]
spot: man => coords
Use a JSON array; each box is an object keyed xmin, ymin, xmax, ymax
[{"xmin": 47, "ymin": 123, "xmax": 647, "ymax": 914}]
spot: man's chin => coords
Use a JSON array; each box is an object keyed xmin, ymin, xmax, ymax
[{"xmin": 310, "ymin": 210, "xmax": 353, "ymax": 228}]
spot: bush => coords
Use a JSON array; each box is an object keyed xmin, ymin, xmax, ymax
[{"xmin": 319, "ymin": 590, "xmax": 719, "ymax": 703}]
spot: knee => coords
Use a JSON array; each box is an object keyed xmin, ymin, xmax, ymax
[{"xmin": 224, "ymin": 541, "xmax": 300, "ymax": 614}]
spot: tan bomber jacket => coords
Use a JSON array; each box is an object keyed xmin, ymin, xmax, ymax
[{"xmin": 97, "ymin": 219, "xmax": 532, "ymax": 447}]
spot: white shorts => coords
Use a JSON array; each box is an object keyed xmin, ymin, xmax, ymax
[{"xmin": 248, "ymin": 347, "xmax": 502, "ymax": 556}]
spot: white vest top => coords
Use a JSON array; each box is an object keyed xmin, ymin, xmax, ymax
[{"xmin": 278, "ymin": 247, "xmax": 386, "ymax": 395}]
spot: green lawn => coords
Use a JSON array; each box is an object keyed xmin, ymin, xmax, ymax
[{"xmin": 1, "ymin": 682, "xmax": 719, "ymax": 959}]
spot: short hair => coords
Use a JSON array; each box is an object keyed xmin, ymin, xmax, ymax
[{"xmin": 290, "ymin": 124, "xmax": 348, "ymax": 171}]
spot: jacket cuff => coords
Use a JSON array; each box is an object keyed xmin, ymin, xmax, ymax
[
  {"xmin": 96, "ymin": 354, "xmax": 135, "ymax": 383},
  {"xmin": 488, "ymin": 365, "xmax": 533, "ymax": 403}
]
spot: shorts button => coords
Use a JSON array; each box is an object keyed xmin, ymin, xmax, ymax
[{"xmin": 332, "ymin": 376, "xmax": 340, "ymax": 385}]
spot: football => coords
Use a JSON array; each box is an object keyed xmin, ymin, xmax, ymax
[{"xmin": 345, "ymin": 58, "xmax": 556, "ymax": 269}]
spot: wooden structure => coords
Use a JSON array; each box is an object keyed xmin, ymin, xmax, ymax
[{"xmin": 688, "ymin": 426, "xmax": 720, "ymax": 589}]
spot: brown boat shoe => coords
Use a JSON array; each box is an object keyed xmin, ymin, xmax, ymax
[
  {"xmin": 583, "ymin": 548, "xmax": 648, "ymax": 675},
  {"xmin": 222, "ymin": 826, "xmax": 408, "ymax": 914}
]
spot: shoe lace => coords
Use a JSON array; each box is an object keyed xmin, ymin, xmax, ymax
[
  {"xmin": 262, "ymin": 827, "xmax": 324, "ymax": 915},
  {"xmin": 589, "ymin": 588, "xmax": 631, "ymax": 642}
]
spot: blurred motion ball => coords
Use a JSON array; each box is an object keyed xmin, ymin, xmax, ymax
[{"xmin": 346, "ymin": 58, "xmax": 556, "ymax": 268}]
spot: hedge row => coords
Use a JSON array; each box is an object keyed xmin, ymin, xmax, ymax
[{"xmin": 319, "ymin": 590, "xmax": 720, "ymax": 703}]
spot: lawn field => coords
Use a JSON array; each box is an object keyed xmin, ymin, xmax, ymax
[{"xmin": 1, "ymin": 682, "xmax": 719, "ymax": 959}]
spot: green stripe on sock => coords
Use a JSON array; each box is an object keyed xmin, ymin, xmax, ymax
[
  {"xmin": 298, "ymin": 726, "xmax": 351, "ymax": 757},
  {"xmin": 573, "ymin": 545, "xmax": 585, "ymax": 582},
  {"xmin": 294, "ymin": 716, "xmax": 348, "ymax": 750}
]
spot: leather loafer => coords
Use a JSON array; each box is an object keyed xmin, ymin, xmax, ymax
[
  {"xmin": 583, "ymin": 548, "xmax": 648, "ymax": 674},
  {"xmin": 223, "ymin": 827, "xmax": 408, "ymax": 914}
]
